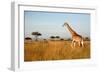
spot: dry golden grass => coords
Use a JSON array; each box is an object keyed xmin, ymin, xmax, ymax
[{"xmin": 24, "ymin": 40, "xmax": 90, "ymax": 61}]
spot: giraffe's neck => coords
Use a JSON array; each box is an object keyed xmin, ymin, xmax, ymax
[{"xmin": 65, "ymin": 23, "xmax": 78, "ymax": 36}]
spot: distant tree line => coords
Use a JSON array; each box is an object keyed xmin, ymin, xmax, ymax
[{"xmin": 25, "ymin": 31, "xmax": 90, "ymax": 41}]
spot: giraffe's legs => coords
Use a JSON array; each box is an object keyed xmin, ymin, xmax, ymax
[
  {"xmin": 78, "ymin": 41, "xmax": 81, "ymax": 47},
  {"xmin": 71, "ymin": 41, "xmax": 74, "ymax": 48},
  {"xmin": 71, "ymin": 39, "xmax": 84, "ymax": 48},
  {"xmin": 71, "ymin": 40, "xmax": 76, "ymax": 48},
  {"xmin": 81, "ymin": 40, "xmax": 84, "ymax": 47}
]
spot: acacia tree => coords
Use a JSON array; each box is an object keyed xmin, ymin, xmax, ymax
[
  {"xmin": 50, "ymin": 36, "xmax": 55, "ymax": 40},
  {"xmin": 60, "ymin": 38, "xmax": 64, "ymax": 41},
  {"xmin": 31, "ymin": 32, "xmax": 42, "ymax": 41},
  {"xmin": 50, "ymin": 36, "xmax": 61, "ymax": 40},
  {"xmin": 55, "ymin": 36, "xmax": 60, "ymax": 40},
  {"xmin": 25, "ymin": 37, "xmax": 32, "ymax": 40}
]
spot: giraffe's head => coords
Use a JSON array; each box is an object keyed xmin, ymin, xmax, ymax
[{"xmin": 63, "ymin": 22, "xmax": 69, "ymax": 27}]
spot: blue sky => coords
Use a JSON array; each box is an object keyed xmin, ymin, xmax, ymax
[{"xmin": 24, "ymin": 11, "xmax": 90, "ymax": 39}]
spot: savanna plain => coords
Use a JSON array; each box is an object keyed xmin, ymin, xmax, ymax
[{"xmin": 24, "ymin": 40, "xmax": 90, "ymax": 61}]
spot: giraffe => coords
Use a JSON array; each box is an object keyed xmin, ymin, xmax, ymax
[{"xmin": 63, "ymin": 22, "xmax": 84, "ymax": 48}]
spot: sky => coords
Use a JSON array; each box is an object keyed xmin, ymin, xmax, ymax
[{"xmin": 24, "ymin": 11, "xmax": 90, "ymax": 39}]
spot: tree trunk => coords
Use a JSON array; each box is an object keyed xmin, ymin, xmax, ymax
[{"xmin": 35, "ymin": 35, "xmax": 38, "ymax": 41}]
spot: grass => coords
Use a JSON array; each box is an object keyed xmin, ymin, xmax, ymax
[{"xmin": 24, "ymin": 40, "xmax": 90, "ymax": 61}]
